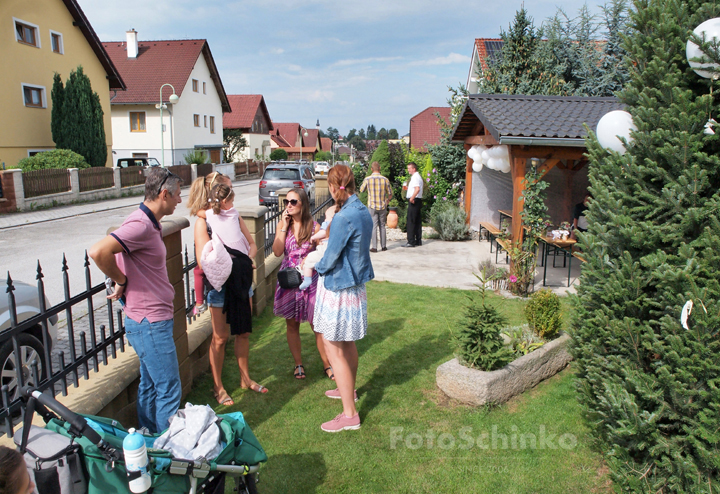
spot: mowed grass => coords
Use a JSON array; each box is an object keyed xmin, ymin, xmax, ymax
[{"xmin": 185, "ymin": 281, "xmax": 611, "ymax": 494}]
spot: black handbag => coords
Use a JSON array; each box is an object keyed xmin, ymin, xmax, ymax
[{"xmin": 278, "ymin": 267, "xmax": 303, "ymax": 289}]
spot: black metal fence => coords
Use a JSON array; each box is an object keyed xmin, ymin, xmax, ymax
[
  {"xmin": 0, "ymin": 257, "xmax": 126, "ymax": 438},
  {"xmin": 1, "ymin": 248, "xmax": 199, "ymax": 438}
]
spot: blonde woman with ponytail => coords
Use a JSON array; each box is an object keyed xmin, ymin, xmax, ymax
[{"xmin": 313, "ymin": 165, "xmax": 374, "ymax": 432}]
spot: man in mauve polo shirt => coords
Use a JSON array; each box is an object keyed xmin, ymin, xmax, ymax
[{"xmin": 89, "ymin": 168, "xmax": 183, "ymax": 433}]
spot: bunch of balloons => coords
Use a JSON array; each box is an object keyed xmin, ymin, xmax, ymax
[{"xmin": 467, "ymin": 144, "xmax": 511, "ymax": 173}]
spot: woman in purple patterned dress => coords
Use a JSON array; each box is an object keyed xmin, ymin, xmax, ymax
[{"xmin": 272, "ymin": 188, "xmax": 333, "ymax": 380}]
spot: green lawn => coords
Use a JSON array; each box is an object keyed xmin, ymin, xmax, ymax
[{"xmin": 185, "ymin": 282, "xmax": 610, "ymax": 494}]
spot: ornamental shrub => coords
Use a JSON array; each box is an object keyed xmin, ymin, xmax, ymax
[
  {"xmin": 524, "ymin": 289, "xmax": 561, "ymax": 339},
  {"xmin": 17, "ymin": 149, "xmax": 89, "ymax": 171},
  {"xmin": 184, "ymin": 149, "xmax": 209, "ymax": 165},
  {"xmin": 269, "ymin": 148, "xmax": 288, "ymax": 161},
  {"xmin": 456, "ymin": 273, "xmax": 514, "ymax": 371},
  {"xmin": 430, "ymin": 203, "xmax": 469, "ymax": 241}
]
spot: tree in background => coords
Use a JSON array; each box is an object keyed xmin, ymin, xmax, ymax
[
  {"xmin": 388, "ymin": 129, "xmax": 399, "ymax": 139},
  {"xmin": 347, "ymin": 135, "xmax": 366, "ymax": 151},
  {"xmin": 572, "ymin": 0, "xmax": 720, "ymax": 490},
  {"xmin": 222, "ymin": 128, "xmax": 248, "ymax": 162},
  {"xmin": 315, "ymin": 150, "xmax": 332, "ymax": 161},
  {"xmin": 269, "ymin": 148, "xmax": 288, "ymax": 161},
  {"xmin": 325, "ymin": 127, "xmax": 340, "ymax": 141},
  {"xmin": 358, "ymin": 128, "xmax": 366, "ymax": 140},
  {"xmin": 346, "ymin": 128, "xmax": 357, "ymax": 140},
  {"xmin": 377, "ymin": 128, "xmax": 388, "ymax": 140},
  {"xmin": 478, "ymin": 1, "xmax": 631, "ymax": 98},
  {"xmin": 366, "ymin": 125, "xmax": 377, "ymax": 140},
  {"xmin": 50, "ymin": 73, "xmax": 65, "ymax": 149},
  {"xmin": 51, "ymin": 66, "xmax": 107, "ymax": 167}
]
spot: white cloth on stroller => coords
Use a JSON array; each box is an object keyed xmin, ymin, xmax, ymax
[{"xmin": 153, "ymin": 403, "xmax": 223, "ymax": 460}]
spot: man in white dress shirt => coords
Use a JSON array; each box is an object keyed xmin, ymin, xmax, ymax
[{"xmin": 402, "ymin": 162, "xmax": 423, "ymax": 248}]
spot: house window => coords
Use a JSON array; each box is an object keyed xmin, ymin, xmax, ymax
[
  {"xmin": 50, "ymin": 31, "xmax": 63, "ymax": 54},
  {"xmin": 193, "ymin": 114, "xmax": 200, "ymax": 127},
  {"xmin": 15, "ymin": 20, "xmax": 39, "ymax": 47},
  {"xmin": 210, "ymin": 116, "xmax": 215, "ymax": 133},
  {"xmin": 192, "ymin": 79, "xmax": 199, "ymax": 92},
  {"xmin": 203, "ymin": 82, "xmax": 206, "ymax": 94},
  {"xmin": 204, "ymin": 115, "xmax": 207, "ymax": 128},
  {"xmin": 22, "ymin": 84, "xmax": 45, "ymax": 108},
  {"xmin": 130, "ymin": 112, "xmax": 146, "ymax": 132}
]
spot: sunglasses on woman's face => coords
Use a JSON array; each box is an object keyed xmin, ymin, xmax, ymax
[{"xmin": 283, "ymin": 198, "xmax": 300, "ymax": 207}]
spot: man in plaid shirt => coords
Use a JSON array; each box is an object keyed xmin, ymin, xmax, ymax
[{"xmin": 360, "ymin": 161, "xmax": 393, "ymax": 252}]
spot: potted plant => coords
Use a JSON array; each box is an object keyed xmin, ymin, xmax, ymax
[
  {"xmin": 559, "ymin": 221, "xmax": 572, "ymax": 240},
  {"xmin": 387, "ymin": 198, "xmax": 399, "ymax": 229}
]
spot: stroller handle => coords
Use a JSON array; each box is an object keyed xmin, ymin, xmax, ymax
[{"xmin": 21, "ymin": 386, "xmax": 104, "ymax": 447}]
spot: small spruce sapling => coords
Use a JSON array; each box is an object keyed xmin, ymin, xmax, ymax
[{"xmin": 455, "ymin": 270, "xmax": 514, "ymax": 371}]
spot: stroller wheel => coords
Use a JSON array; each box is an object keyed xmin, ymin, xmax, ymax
[{"xmin": 235, "ymin": 472, "xmax": 258, "ymax": 494}]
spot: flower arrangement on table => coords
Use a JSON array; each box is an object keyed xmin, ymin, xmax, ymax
[{"xmin": 550, "ymin": 221, "xmax": 572, "ymax": 240}]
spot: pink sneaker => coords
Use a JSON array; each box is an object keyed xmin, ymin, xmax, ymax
[
  {"xmin": 324, "ymin": 388, "xmax": 358, "ymax": 402},
  {"xmin": 321, "ymin": 412, "xmax": 361, "ymax": 432}
]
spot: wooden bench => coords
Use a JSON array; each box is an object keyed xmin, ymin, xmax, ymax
[
  {"xmin": 496, "ymin": 238, "xmax": 511, "ymax": 264},
  {"xmin": 479, "ymin": 221, "xmax": 502, "ymax": 252},
  {"xmin": 572, "ymin": 252, "xmax": 586, "ymax": 263}
]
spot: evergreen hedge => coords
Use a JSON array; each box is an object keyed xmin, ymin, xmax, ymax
[{"xmin": 572, "ymin": 1, "xmax": 720, "ymax": 491}]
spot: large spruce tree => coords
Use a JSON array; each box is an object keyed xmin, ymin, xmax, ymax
[
  {"xmin": 51, "ymin": 66, "xmax": 107, "ymax": 167},
  {"xmin": 572, "ymin": 0, "xmax": 720, "ymax": 491}
]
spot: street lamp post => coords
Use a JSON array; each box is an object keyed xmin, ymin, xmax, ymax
[
  {"xmin": 299, "ymin": 129, "xmax": 308, "ymax": 162},
  {"xmin": 156, "ymin": 83, "xmax": 179, "ymax": 167}
]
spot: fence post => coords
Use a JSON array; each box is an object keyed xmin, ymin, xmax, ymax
[
  {"xmin": 11, "ymin": 169, "xmax": 25, "ymax": 211},
  {"xmin": 238, "ymin": 206, "xmax": 270, "ymax": 314},
  {"xmin": 113, "ymin": 167, "xmax": 121, "ymax": 192},
  {"xmin": 190, "ymin": 164, "xmax": 198, "ymax": 183},
  {"xmin": 68, "ymin": 168, "xmax": 80, "ymax": 201}
]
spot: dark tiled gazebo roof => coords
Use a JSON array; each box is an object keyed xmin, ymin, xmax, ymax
[{"xmin": 451, "ymin": 94, "xmax": 625, "ymax": 146}]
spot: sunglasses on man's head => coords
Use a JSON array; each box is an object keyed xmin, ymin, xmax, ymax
[
  {"xmin": 157, "ymin": 169, "xmax": 178, "ymax": 195},
  {"xmin": 283, "ymin": 198, "xmax": 300, "ymax": 207}
]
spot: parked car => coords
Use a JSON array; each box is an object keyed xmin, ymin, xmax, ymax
[
  {"xmin": 116, "ymin": 157, "xmax": 161, "ymax": 168},
  {"xmin": 314, "ymin": 161, "xmax": 330, "ymax": 176},
  {"xmin": 0, "ymin": 281, "xmax": 58, "ymax": 402},
  {"xmin": 258, "ymin": 163, "xmax": 316, "ymax": 206}
]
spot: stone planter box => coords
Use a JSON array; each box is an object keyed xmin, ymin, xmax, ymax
[{"xmin": 436, "ymin": 332, "xmax": 572, "ymax": 406}]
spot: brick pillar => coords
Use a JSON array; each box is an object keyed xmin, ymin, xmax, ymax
[
  {"xmin": 237, "ymin": 206, "xmax": 269, "ymax": 314},
  {"xmin": 0, "ymin": 170, "xmax": 17, "ymax": 213}
]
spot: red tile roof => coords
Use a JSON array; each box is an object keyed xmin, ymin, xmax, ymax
[
  {"xmin": 320, "ymin": 137, "xmax": 332, "ymax": 152},
  {"xmin": 475, "ymin": 38, "xmax": 504, "ymax": 72},
  {"xmin": 102, "ymin": 39, "xmax": 230, "ymax": 111},
  {"xmin": 409, "ymin": 107, "xmax": 451, "ymax": 151},
  {"xmin": 271, "ymin": 135, "xmax": 291, "ymax": 147},
  {"xmin": 61, "ymin": 0, "xmax": 124, "ymax": 89},
  {"xmin": 304, "ymin": 129, "xmax": 319, "ymax": 148},
  {"xmin": 272, "ymin": 123, "xmax": 301, "ymax": 147},
  {"xmin": 224, "ymin": 95, "xmax": 273, "ymax": 131}
]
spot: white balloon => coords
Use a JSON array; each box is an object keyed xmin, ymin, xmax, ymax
[
  {"xmin": 472, "ymin": 160, "xmax": 483, "ymax": 172},
  {"xmin": 686, "ymin": 18, "xmax": 720, "ymax": 79},
  {"xmin": 596, "ymin": 110, "xmax": 636, "ymax": 154},
  {"xmin": 481, "ymin": 150, "xmax": 490, "ymax": 165},
  {"xmin": 486, "ymin": 157, "xmax": 501, "ymax": 170}
]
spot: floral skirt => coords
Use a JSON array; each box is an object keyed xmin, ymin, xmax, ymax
[{"xmin": 313, "ymin": 276, "xmax": 367, "ymax": 342}]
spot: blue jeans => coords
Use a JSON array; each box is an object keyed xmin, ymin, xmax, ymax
[{"xmin": 124, "ymin": 317, "xmax": 182, "ymax": 433}]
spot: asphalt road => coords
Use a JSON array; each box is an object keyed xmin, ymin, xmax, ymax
[{"xmin": 0, "ymin": 179, "xmax": 261, "ymax": 314}]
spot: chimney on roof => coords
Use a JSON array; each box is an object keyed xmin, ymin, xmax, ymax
[{"xmin": 126, "ymin": 29, "xmax": 138, "ymax": 58}]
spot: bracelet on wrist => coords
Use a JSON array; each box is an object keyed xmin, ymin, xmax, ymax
[
  {"xmin": 280, "ymin": 229, "xmax": 287, "ymax": 233},
  {"xmin": 116, "ymin": 277, "xmax": 128, "ymax": 287}
]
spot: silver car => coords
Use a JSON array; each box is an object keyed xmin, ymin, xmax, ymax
[
  {"xmin": 258, "ymin": 163, "xmax": 316, "ymax": 205},
  {"xmin": 0, "ymin": 280, "xmax": 58, "ymax": 401}
]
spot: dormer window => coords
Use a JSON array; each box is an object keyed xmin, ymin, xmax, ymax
[{"xmin": 15, "ymin": 19, "xmax": 39, "ymax": 47}]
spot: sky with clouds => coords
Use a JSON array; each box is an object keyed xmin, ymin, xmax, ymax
[{"xmin": 80, "ymin": 0, "xmax": 608, "ymax": 136}]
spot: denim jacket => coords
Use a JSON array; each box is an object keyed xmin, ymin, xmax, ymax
[{"xmin": 315, "ymin": 194, "xmax": 374, "ymax": 291}]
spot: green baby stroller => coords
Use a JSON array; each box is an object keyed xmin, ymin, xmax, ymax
[{"xmin": 16, "ymin": 387, "xmax": 267, "ymax": 494}]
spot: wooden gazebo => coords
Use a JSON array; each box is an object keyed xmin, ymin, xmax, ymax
[{"xmin": 451, "ymin": 94, "xmax": 624, "ymax": 244}]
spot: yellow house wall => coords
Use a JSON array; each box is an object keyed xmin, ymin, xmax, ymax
[{"xmin": 0, "ymin": 0, "xmax": 114, "ymax": 168}]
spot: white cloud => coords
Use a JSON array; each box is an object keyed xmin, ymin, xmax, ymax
[
  {"xmin": 408, "ymin": 53, "xmax": 471, "ymax": 66},
  {"xmin": 332, "ymin": 57, "xmax": 403, "ymax": 67},
  {"xmin": 271, "ymin": 48, "xmax": 285, "ymax": 55},
  {"xmin": 287, "ymin": 64, "xmax": 302, "ymax": 72}
]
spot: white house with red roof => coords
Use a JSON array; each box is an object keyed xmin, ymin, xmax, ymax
[
  {"xmin": 103, "ymin": 30, "xmax": 231, "ymax": 166},
  {"xmin": 409, "ymin": 107, "xmax": 451, "ymax": 151},
  {"xmin": 223, "ymin": 94, "xmax": 273, "ymax": 161},
  {"xmin": 467, "ymin": 38, "xmax": 503, "ymax": 94}
]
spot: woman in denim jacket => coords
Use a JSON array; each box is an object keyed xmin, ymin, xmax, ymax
[{"xmin": 313, "ymin": 165, "xmax": 374, "ymax": 432}]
